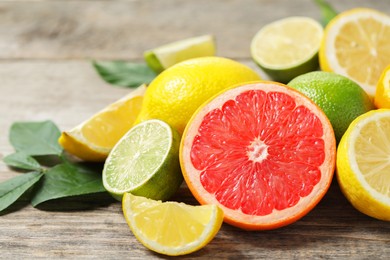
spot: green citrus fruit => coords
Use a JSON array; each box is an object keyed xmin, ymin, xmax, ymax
[
  {"xmin": 144, "ymin": 35, "xmax": 216, "ymax": 73},
  {"xmin": 102, "ymin": 119, "xmax": 182, "ymax": 201},
  {"xmin": 251, "ymin": 17, "xmax": 323, "ymax": 83},
  {"xmin": 288, "ymin": 71, "xmax": 375, "ymax": 142}
]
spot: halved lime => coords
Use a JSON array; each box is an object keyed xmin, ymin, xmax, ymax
[
  {"xmin": 144, "ymin": 35, "xmax": 216, "ymax": 73},
  {"xmin": 102, "ymin": 119, "xmax": 183, "ymax": 201},
  {"xmin": 251, "ymin": 17, "xmax": 323, "ymax": 83}
]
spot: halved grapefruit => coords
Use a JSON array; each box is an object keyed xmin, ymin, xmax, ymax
[{"xmin": 180, "ymin": 81, "xmax": 336, "ymax": 230}]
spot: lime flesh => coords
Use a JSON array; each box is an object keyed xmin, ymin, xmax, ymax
[
  {"xmin": 144, "ymin": 35, "xmax": 216, "ymax": 73},
  {"xmin": 251, "ymin": 17, "xmax": 323, "ymax": 83},
  {"xmin": 103, "ymin": 119, "xmax": 183, "ymax": 201}
]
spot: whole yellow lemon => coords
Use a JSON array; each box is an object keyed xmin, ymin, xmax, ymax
[{"xmin": 135, "ymin": 56, "xmax": 261, "ymax": 134}]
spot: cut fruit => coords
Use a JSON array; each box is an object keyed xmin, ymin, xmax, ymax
[
  {"xmin": 103, "ymin": 119, "xmax": 183, "ymax": 201},
  {"xmin": 58, "ymin": 84, "xmax": 146, "ymax": 162},
  {"xmin": 144, "ymin": 35, "xmax": 216, "ymax": 73},
  {"xmin": 337, "ymin": 109, "xmax": 390, "ymax": 221},
  {"xmin": 122, "ymin": 193, "xmax": 224, "ymax": 256},
  {"xmin": 251, "ymin": 17, "xmax": 323, "ymax": 83},
  {"xmin": 319, "ymin": 8, "xmax": 390, "ymax": 97},
  {"xmin": 374, "ymin": 65, "xmax": 390, "ymax": 108},
  {"xmin": 180, "ymin": 81, "xmax": 336, "ymax": 230}
]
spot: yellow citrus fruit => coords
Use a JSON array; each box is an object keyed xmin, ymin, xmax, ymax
[
  {"xmin": 122, "ymin": 193, "xmax": 224, "ymax": 256},
  {"xmin": 251, "ymin": 16, "xmax": 323, "ymax": 83},
  {"xmin": 134, "ymin": 56, "xmax": 261, "ymax": 134},
  {"xmin": 59, "ymin": 84, "xmax": 146, "ymax": 162},
  {"xmin": 374, "ymin": 65, "xmax": 390, "ymax": 108},
  {"xmin": 319, "ymin": 8, "xmax": 390, "ymax": 97},
  {"xmin": 337, "ymin": 109, "xmax": 390, "ymax": 221}
]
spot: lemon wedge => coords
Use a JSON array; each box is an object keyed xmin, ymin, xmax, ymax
[
  {"xmin": 122, "ymin": 193, "xmax": 224, "ymax": 256},
  {"xmin": 59, "ymin": 84, "xmax": 146, "ymax": 161}
]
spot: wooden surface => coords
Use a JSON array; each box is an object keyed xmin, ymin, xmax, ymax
[{"xmin": 1, "ymin": 0, "xmax": 390, "ymax": 259}]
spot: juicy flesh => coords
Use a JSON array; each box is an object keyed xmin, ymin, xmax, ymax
[
  {"xmin": 105, "ymin": 122, "xmax": 170, "ymax": 190},
  {"xmin": 190, "ymin": 90, "xmax": 325, "ymax": 216},
  {"xmin": 254, "ymin": 19, "xmax": 322, "ymax": 67},
  {"xmin": 129, "ymin": 196, "xmax": 214, "ymax": 247},
  {"xmin": 354, "ymin": 117, "xmax": 390, "ymax": 197},
  {"xmin": 334, "ymin": 17, "xmax": 390, "ymax": 87},
  {"xmin": 81, "ymin": 96, "xmax": 143, "ymax": 148}
]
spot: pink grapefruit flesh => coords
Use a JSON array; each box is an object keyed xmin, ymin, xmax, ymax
[{"xmin": 180, "ymin": 81, "xmax": 336, "ymax": 230}]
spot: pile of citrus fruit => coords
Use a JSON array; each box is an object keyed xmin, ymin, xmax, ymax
[{"xmin": 58, "ymin": 6, "xmax": 390, "ymax": 256}]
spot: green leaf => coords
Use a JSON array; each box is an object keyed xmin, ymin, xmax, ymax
[
  {"xmin": 9, "ymin": 120, "xmax": 63, "ymax": 156},
  {"xmin": 31, "ymin": 163, "xmax": 106, "ymax": 206},
  {"xmin": 0, "ymin": 171, "xmax": 44, "ymax": 212},
  {"xmin": 93, "ymin": 60, "xmax": 156, "ymax": 88},
  {"xmin": 313, "ymin": 0, "xmax": 338, "ymax": 26},
  {"xmin": 3, "ymin": 152, "xmax": 41, "ymax": 171}
]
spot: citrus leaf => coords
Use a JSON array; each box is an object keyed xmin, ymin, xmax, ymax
[
  {"xmin": 0, "ymin": 171, "xmax": 44, "ymax": 212},
  {"xmin": 9, "ymin": 120, "xmax": 63, "ymax": 156},
  {"xmin": 31, "ymin": 163, "xmax": 106, "ymax": 207},
  {"xmin": 3, "ymin": 152, "xmax": 41, "ymax": 171},
  {"xmin": 93, "ymin": 60, "xmax": 156, "ymax": 88},
  {"xmin": 313, "ymin": 0, "xmax": 338, "ymax": 26}
]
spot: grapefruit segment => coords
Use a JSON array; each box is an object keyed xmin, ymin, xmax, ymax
[{"xmin": 180, "ymin": 81, "xmax": 336, "ymax": 230}]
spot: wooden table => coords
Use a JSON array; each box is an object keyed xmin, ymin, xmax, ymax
[{"xmin": 1, "ymin": 0, "xmax": 389, "ymax": 258}]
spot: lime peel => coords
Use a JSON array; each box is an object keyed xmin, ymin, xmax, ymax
[
  {"xmin": 251, "ymin": 16, "xmax": 323, "ymax": 83},
  {"xmin": 103, "ymin": 119, "xmax": 183, "ymax": 201},
  {"xmin": 144, "ymin": 35, "xmax": 216, "ymax": 73}
]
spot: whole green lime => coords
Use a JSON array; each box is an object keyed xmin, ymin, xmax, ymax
[{"xmin": 288, "ymin": 71, "xmax": 375, "ymax": 142}]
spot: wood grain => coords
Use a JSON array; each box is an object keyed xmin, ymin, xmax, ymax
[
  {"xmin": 0, "ymin": 0, "xmax": 388, "ymax": 60},
  {"xmin": 1, "ymin": 0, "xmax": 390, "ymax": 259}
]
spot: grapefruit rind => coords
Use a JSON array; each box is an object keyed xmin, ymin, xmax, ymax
[{"xmin": 180, "ymin": 81, "xmax": 336, "ymax": 230}]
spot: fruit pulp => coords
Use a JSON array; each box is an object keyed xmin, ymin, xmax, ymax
[{"xmin": 190, "ymin": 89, "xmax": 326, "ymax": 215}]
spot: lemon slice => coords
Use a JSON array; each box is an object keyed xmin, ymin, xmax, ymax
[
  {"xmin": 374, "ymin": 65, "xmax": 390, "ymax": 108},
  {"xmin": 320, "ymin": 8, "xmax": 390, "ymax": 97},
  {"xmin": 103, "ymin": 119, "xmax": 183, "ymax": 201},
  {"xmin": 58, "ymin": 84, "xmax": 146, "ymax": 162},
  {"xmin": 122, "ymin": 193, "xmax": 224, "ymax": 256},
  {"xmin": 144, "ymin": 35, "xmax": 216, "ymax": 73},
  {"xmin": 251, "ymin": 16, "xmax": 323, "ymax": 83},
  {"xmin": 337, "ymin": 109, "xmax": 390, "ymax": 221}
]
